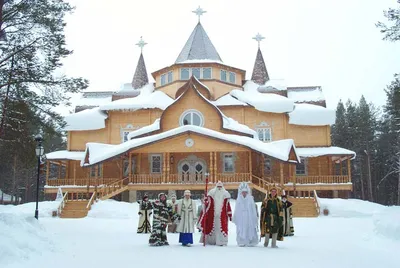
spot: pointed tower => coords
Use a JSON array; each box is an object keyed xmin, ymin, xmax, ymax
[
  {"xmin": 175, "ymin": 7, "xmax": 222, "ymax": 63},
  {"xmin": 132, "ymin": 37, "xmax": 149, "ymax": 89},
  {"xmin": 251, "ymin": 33, "xmax": 269, "ymax": 85}
]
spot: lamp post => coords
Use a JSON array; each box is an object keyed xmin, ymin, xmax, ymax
[{"xmin": 34, "ymin": 134, "xmax": 44, "ymax": 220}]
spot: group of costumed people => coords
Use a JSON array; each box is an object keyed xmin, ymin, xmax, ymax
[{"xmin": 136, "ymin": 181, "xmax": 294, "ymax": 247}]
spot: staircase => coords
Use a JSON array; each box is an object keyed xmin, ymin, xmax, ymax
[
  {"xmin": 288, "ymin": 197, "xmax": 320, "ymax": 217},
  {"xmin": 60, "ymin": 200, "xmax": 90, "ymax": 218}
]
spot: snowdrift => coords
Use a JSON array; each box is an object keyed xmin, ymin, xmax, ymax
[{"xmin": 0, "ymin": 202, "xmax": 59, "ymax": 264}]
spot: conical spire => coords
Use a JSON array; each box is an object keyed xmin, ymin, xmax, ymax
[
  {"xmin": 251, "ymin": 48, "xmax": 269, "ymax": 85},
  {"xmin": 132, "ymin": 37, "xmax": 149, "ymax": 89},
  {"xmin": 175, "ymin": 22, "xmax": 222, "ymax": 63}
]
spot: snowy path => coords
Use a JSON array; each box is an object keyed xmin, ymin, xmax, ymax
[{"xmin": 2, "ymin": 200, "xmax": 400, "ymax": 268}]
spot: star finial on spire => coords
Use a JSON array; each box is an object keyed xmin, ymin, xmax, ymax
[
  {"xmin": 135, "ymin": 36, "xmax": 147, "ymax": 53},
  {"xmin": 253, "ymin": 33, "xmax": 265, "ymax": 48},
  {"xmin": 192, "ymin": 6, "xmax": 206, "ymax": 23}
]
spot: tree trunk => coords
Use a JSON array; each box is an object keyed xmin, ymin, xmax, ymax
[
  {"xmin": 0, "ymin": 53, "xmax": 15, "ymax": 137},
  {"xmin": 360, "ymin": 160, "xmax": 365, "ymax": 200},
  {"xmin": 365, "ymin": 151, "xmax": 374, "ymax": 202},
  {"xmin": 397, "ymin": 155, "xmax": 400, "ymax": 206}
]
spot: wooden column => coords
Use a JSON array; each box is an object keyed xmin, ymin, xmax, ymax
[
  {"xmin": 213, "ymin": 152, "xmax": 217, "ymax": 183},
  {"xmin": 328, "ymin": 157, "xmax": 332, "ymax": 175},
  {"xmin": 65, "ymin": 161, "xmax": 69, "ymax": 180},
  {"xmin": 128, "ymin": 153, "xmax": 132, "ymax": 182},
  {"xmin": 292, "ymin": 165, "xmax": 296, "ymax": 184},
  {"xmin": 209, "ymin": 152, "xmax": 213, "ymax": 181},
  {"xmin": 163, "ymin": 153, "xmax": 167, "ymax": 183},
  {"xmin": 166, "ymin": 152, "xmax": 170, "ymax": 183},
  {"xmin": 73, "ymin": 161, "xmax": 77, "ymax": 185},
  {"xmin": 58, "ymin": 161, "xmax": 61, "ymax": 179},
  {"xmin": 280, "ymin": 162, "xmax": 284, "ymax": 185},
  {"xmin": 347, "ymin": 158, "xmax": 351, "ymax": 183},
  {"xmin": 248, "ymin": 151, "xmax": 253, "ymax": 180},
  {"xmin": 261, "ymin": 154, "xmax": 265, "ymax": 179},
  {"xmin": 340, "ymin": 161, "xmax": 343, "ymax": 176},
  {"xmin": 46, "ymin": 161, "xmax": 50, "ymax": 185},
  {"xmin": 138, "ymin": 153, "xmax": 141, "ymax": 175}
]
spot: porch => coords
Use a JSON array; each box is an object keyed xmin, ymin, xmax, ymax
[{"xmin": 44, "ymin": 151, "xmax": 353, "ymax": 194}]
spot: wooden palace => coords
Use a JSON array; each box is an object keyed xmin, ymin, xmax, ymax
[{"xmin": 45, "ymin": 8, "xmax": 355, "ymax": 218}]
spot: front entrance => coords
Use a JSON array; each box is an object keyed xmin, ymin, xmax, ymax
[{"xmin": 178, "ymin": 155, "xmax": 207, "ymax": 183}]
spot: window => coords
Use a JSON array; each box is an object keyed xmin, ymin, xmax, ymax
[
  {"xmin": 192, "ymin": 68, "xmax": 201, "ymax": 79},
  {"xmin": 121, "ymin": 124, "xmax": 138, "ymax": 143},
  {"xmin": 263, "ymin": 157, "xmax": 272, "ymax": 176},
  {"xmin": 161, "ymin": 73, "xmax": 167, "ymax": 86},
  {"xmin": 180, "ymin": 68, "xmax": 190, "ymax": 80},
  {"xmin": 255, "ymin": 122, "xmax": 272, "ymax": 142},
  {"xmin": 203, "ymin": 68, "xmax": 212, "ymax": 79},
  {"xmin": 150, "ymin": 154, "xmax": 162, "ymax": 174},
  {"xmin": 90, "ymin": 164, "xmax": 103, "ymax": 178},
  {"xmin": 296, "ymin": 158, "xmax": 307, "ymax": 176},
  {"xmin": 229, "ymin": 72, "xmax": 236, "ymax": 84},
  {"xmin": 220, "ymin": 70, "xmax": 227, "ymax": 82},
  {"xmin": 167, "ymin": 71, "xmax": 173, "ymax": 83},
  {"xmin": 123, "ymin": 158, "xmax": 135, "ymax": 177},
  {"xmin": 223, "ymin": 153, "xmax": 235, "ymax": 173},
  {"xmin": 179, "ymin": 109, "xmax": 204, "ymax": 127}
]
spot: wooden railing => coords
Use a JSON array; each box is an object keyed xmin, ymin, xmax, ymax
[
  {"xmin": 97, "ymin": 178, "xmax": 128, "ymax": 200},
  {"xmin": 313, "ymin": 190, "xmax": 321, "ymax": 215},
  {"xmin": 46, "ymin": 178, "xmax": 119, "ymax": 187},
  {"xmin": 131, "ymin": 174, "xmax": 162, "ymax": 184},
  {"xmin": 251, "ymin": 175, "xmax": 283, "ymax": 195},
  {"xmin": 86, "ymin": 192, "xmax": 97, "ymax": 210},
  {"xmin": 57, "ymin": 191, "xmax": 68, "ymax": 216},
  {"xmin": 294, "ymin": 175, "xmax": 350, "ymax": 184},
  {"xmin": 215, "ymin": 173, "xmax": 251, "ymax": 183}
]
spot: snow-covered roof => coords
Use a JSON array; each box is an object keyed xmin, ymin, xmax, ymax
[
  {"xmin": 296, "ymin": 147, "xmax": 356, "ymax": 158},
  {"xmin": 230, "ymin": 81, "xmax": 294, "ymax": 113},
  {"xmin": 289, "ymin": 103, "xmax": 335, "ymax": 126},
  {"xmin": 83, "ymin": 125, "xmax": 298, "ymax": 166},
  {"xmin": 175, "ymin": 22, "xmax": 222, "ymax": 63},
  {"xmin": 64, "ymin": 107, "xmax": 108, "ymax": 131},
  {"xmin": 127, "ymin": 119, "xmax": 160, "ymax": 139},
  {"xmin": 113, "ymin": 83, "xmax": 140, "ymax": 97},
  {"xmin": 100, "ymin": 85, "xmax": 174, "ymax": 111},
  {"xmin": 178, "ymin": 59, "xmax": 224, "ymax": 64},
  {"xmin": 46, "ymin": 150, "xmax": 85, "ymax": 161},
  {"xmin": 287, "ymin": 86, "xmax": 325, "ymax": 103},
  {"xmin": 212, "ymin": 94, "xmax": 248, "ymax": 106},
  {"xmin": 257, "ymin": 79, "xmax": 287, "ymax": 92},
  {"xmin": 75, "ymin": 91, "xmax": 113, "ymax": 108},
  {"xmin": 127, "ymin": 116, "xmax": 256, "ymax": 140}
]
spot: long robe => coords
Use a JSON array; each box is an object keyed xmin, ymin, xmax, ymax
[
  {"xmin": 148, "ymin": 200, "xmax": 175, "ymax": 246},
  {"xmin": 199, "ymin": 188, "xmax": 232, "ymax": 246},
  {"xmin": 260, "ymin": 196, "xmax": 283, "ymax": 236},
  {"xmin": 282, "ymin": 200, "xmax": 294, "ymax": 236},
  {"xmin": 137, "ymin": 200, "xmax": 152, "ymax": 233},
  {"xmin": 176, "ymin": 198, "xmax": 197, "ymax": 245},
  {"xmin": 233, "ymin": 194, "xmax": 259, "ymax": 246}
]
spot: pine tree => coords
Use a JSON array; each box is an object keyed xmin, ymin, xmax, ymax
[
  {"xmin": 332, "ymin": 100, "xmax": 348, "ymax": 148},
  {"xmin": 376, "ymin": 0, "xmax": 400, "ymax": 42}
]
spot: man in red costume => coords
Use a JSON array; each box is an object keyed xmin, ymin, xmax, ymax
[{"xmin": 199, "ymin": 181, "xmax": 232, "ymax": 246}]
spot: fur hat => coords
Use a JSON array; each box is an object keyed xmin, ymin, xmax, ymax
[
  {"xmin": 216, "ymin": 181, "xmax": 223, "ymax": 187},
  {"xmin": 170, "ymin": 193, "xmax": 177, "ymax": 199},
  {"xmin": 281, "ymin": 194, "xmax": 287, "ymax": 198},
  {"xmin": 158, "ymin": 193, "xmax": 166, "ymax": 199},
  {"xmin": 184, "ymin": 190, "xmax": 191, "ymax": 195},
  {"xmin": 142, "ymin": 194, "xmax": 149, "ymax": 200}
]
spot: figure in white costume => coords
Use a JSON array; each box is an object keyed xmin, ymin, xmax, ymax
[
  {"xmin": 176, "ymin": 190, "xmax": 197, "ymax": 246},
  {"xmin": 233, "ymin": 182, "xmax": 259, "ymax": 247}
]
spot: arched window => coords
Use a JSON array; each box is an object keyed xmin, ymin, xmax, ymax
[{"xmin": 179, "ymin": 110, "xmax": 204, "ymax": 127}]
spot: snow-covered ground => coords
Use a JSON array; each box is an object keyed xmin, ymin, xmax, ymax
[{"xmin": 1, "ymin": 198, "xmax": 399, "ymax": 268}]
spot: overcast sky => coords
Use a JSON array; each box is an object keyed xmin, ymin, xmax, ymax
[{"xmin": 60, "ymin": 0, "xmax": 400, "ymax": 114}]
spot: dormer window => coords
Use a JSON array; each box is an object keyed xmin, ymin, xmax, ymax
[
  {"xmin": 220, "ymin": 70, "xmax": 227, "ymax": 82},
  {"xmin": 192, "ymin": 68, "xmax": 201, "ymax": 79},
  {"xmin": 180, "ymin": 68, "xmax": 190, "ymax": 80},
  {"xmin": 229, "ymin": 72, "xmax": 236, "ymax": 84},
  {"xmin": 203, "ymin": 68, "xmax": 212, "ymax": 79},
  {"xmin": 180, "ymin": 68, "xmax": 213, "ymax": 80},
  {"xmin": 255, "ymin": 122, "xmax": 272, "ymax": 142},
  {"xmin": 161, "ymin": 71, "xmax": 173, "ymax": 86}
]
